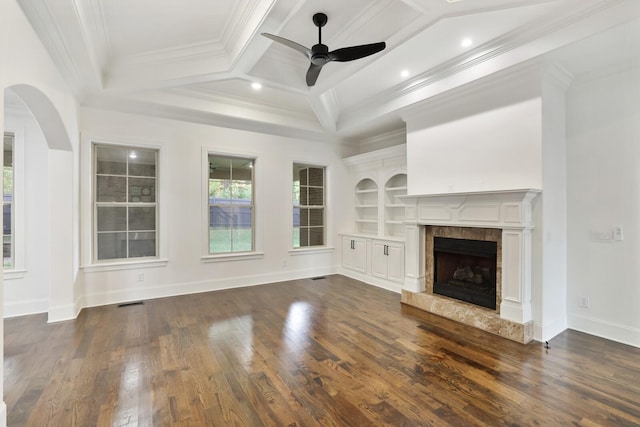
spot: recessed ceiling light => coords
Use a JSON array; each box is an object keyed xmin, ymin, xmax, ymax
[
  {"xmin": 251, "ymin": 82, "xmax": 262, "ymax": 90},
  {"xmin": 461, "ymin": 38, "xmax": 473, "ymax": 48},
  {"xmin": 400, "ymin": 69, "xmax": 410, "ymax": 78}
]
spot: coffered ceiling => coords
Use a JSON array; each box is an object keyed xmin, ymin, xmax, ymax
[{"xmin": 16, "ymin": 0, "xmax": 640, "ymax": 144}]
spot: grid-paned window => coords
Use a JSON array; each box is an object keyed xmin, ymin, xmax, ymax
[
  {"xmin": 3, "ymin": 133, "xmax": 14, "ymax": 268},
  {"xmin": 94, "ymin": 144, "xmax": 158, "ymax": 261},
  {"xmin": 293, "ymin": 164, "xmax": 325, "ymax": 248},
  {"xmin": 208, "ymin": 155, "xmax": 254, "ymax": 254}
]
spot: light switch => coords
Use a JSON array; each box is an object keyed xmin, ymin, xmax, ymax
[{"xmin": 613, "ymin": 225, "xmax": 624, "ymax": 241}]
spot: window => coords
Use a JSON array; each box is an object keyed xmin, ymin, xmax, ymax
[
  {"xmin": 94, "ymin": 144, "xmax": 158, "ymax": 261},
  {"xmin": 208, "ymin": 155, "xmax": 254, "ymax": 254},
  {"xmin": 293, "ymin": 164, "xmax": 325, "ymax": 248},
  {"xmin": 3, "ymin": 132, "xmax": 14, "ymax": 268}
]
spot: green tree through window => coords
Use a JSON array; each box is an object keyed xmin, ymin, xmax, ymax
[{"xmin": 208, "ymin": 155, "xmax": 254, "ymax": 253}]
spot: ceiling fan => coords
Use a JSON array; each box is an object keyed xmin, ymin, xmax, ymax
[{"xmin": 262, "ymin": 12, "xmax": 386, "ymax": 87}]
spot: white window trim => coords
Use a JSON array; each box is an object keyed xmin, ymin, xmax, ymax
[
  {"xmin": 80, "ymin": 135, "xmax": 168, "ymax": 271},
  {"xmin": 3, "ymin": 127, "xmax": 25, "ymax": 276},
  {"xmin": 290, "ymin": 160, "xmax": 329, "ymax": 250},
  {"xmin": 201, "ymin": 146, "xmax": 263, "ymax": 261}
]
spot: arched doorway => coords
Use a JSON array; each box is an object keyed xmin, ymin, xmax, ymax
[{"xmin": 2, "ymin": 84, "xmax": 75, "ymax": 321}]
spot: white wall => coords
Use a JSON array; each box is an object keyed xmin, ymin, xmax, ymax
[
  {"xmin": 1, "ymin": 0, "xmax": 80, "ymax": 424},
  {"xmin": 3, "ymin": 107, "xmax": 51, "ymax": 317},
  {"xmin": 406, "ymin": 98, "xmax": 542, "ymax": 196},
  {"xmin": 79, "ymin": 107, "xmax": 350, "ymax": 308},
  {"xmin": 566, "ymin": 60, "xmax": 640, "ymax": 347}
]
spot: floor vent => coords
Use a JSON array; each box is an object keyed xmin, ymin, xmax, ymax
[
  {"xmin": 311, "ymin": 276, "xmax": 326, "ymax": 280},
  {"xmin": 118, "ymin": 301, "xmax": 144, "ymax": 308}
]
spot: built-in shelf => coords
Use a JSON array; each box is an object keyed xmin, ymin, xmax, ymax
[
  {"xmin": 384, "ymin": 174, "xmax": 407, "ymax": 237},
  {"xmin": 355, "ymin": 178, "xmax": 378, "ymax": 235}
]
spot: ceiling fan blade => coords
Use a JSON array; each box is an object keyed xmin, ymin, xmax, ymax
[
  {"xmin": 328, "ymin": 42, "xmax": 386, "ymax": 62},
  {"xmin": 262, "ymin": 33, "xmax": 311, "ymax": 59},
  {"xmin": 306, "ymin": 63, "xmax": 323, "ymax": 86}
]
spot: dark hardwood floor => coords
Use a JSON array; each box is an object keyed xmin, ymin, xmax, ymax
[{"xmin": 4, "ymin": 275, "xmax": 640, "ymax": 426}]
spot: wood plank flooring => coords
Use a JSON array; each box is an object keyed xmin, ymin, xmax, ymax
[{"xmin": 4, "ymin": 275, "xmax": 640, "ymax": 426}]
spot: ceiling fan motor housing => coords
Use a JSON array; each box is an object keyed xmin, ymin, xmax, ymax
[{"xmin": 311, "ymin": 44, "xmax": 329, "ymax": 65}]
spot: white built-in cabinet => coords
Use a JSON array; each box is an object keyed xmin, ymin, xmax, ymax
[{"xmin": 340, "ymin": 144, "xmax": 407, "ymax": 291}]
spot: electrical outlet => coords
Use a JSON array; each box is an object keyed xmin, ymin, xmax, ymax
[
  {"xmin": 282, "ymin": 260, "xmax": 287, "ymax": 267},
  {"xmin": 137, "ymin": 273, "xmax": 144, "ymax": 282},
  {"xmin": 579, "ymin": 296, "xmax": 590, "ymax": 308}
]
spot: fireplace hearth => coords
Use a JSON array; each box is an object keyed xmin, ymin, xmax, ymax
[{"xmin": 433, "ymin": 237, "xmax": 497, "ymax": 310}]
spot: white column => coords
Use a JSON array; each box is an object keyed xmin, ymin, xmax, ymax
[
  {"xmin": 500, "ymin": 229, "xmax": 533, "ymax": 323},
  {"xmin": 48, "ymin": 149, "xmax": 76, "ymax": 322},
  {"xmin": 403, "ymin": 224, "xmax": 426, "ymax": 292}
]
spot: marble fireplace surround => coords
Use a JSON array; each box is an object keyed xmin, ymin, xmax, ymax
[{"xmin": 398, "ymin": 189, "xmax": 540, "ymax": 344}]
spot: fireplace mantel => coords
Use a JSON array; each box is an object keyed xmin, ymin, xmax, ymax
[
  {"xmin": 398, "ymin": 189, "xmax": 540, "ymax": 229},
  {"xmin": 398, "ymin": 189, "xmax": 541, "ymax": 343}
]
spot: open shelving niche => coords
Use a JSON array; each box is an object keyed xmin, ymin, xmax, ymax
[
  {"xmin": 384, "ymin": 173, "xmax": 407, "ymax": 237},
  {"xmin": 354, "ymin": 178, "xmax": 378, "ymax": 235}
]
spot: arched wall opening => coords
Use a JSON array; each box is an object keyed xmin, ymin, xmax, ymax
[{"xmin": 2, "ymin": 84, "xmax": 75, "ymax": 323}]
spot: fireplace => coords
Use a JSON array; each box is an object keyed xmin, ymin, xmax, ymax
[
  {"xmin": 433, "ymin": 237, "xmax": 497, "ymax": 310},
  {"xmin": 399, "ymin": 189, "xmax": 539, "ymax": 344}
]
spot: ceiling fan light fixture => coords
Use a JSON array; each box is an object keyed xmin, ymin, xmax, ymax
[{"xmin": 262, "ymin": 12, "xmax": 386, "ymax": 87}]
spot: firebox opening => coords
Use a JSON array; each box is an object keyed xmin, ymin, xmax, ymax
[{"xmin": 433, "ymin": 237, "xmax": 497, "ymax": 310}]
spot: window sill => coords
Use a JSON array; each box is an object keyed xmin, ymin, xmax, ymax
[
  {"xmin": 289, "ymin": 246, "xmax": 335, "ymax": 256},
  {"xmin": 3, "ymin": 269, "xmax": 27, "ymax": 280},
  {"xmin": 202, "ymin": 252, "xmax": 265, "ymax": 263},
  {"xmin": 81, "ymin": 259, "xmax": 169, "ymax": 273}
]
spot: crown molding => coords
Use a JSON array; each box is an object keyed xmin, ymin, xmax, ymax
[
  {"xmin": 343, "ymin": 143, "xmax": 406, "ymax": 166},
  {"xmin": 399, "ymin": 60, "xmax": 545, "ymax": 130},
  {"xmin": 82, "ymin": 94, "xmax": 329, "ymax": 142},
  {"xmin": 17, "ymin": 0, "xmax": 84, "ymax": 93},
  {"xmin": 308, "ymin": 90, "xmax": 340, "ymax": 133},
  {"xmin": 357, "ymin": 127, "xmax": 407, "ymax": 152},
  {"xmin": 337, "ymin": 0, "xmax": 631, "ymax": 133},
  {"xmin": 224, "ymin": 0, "xmax": 276, "ymax": 63},
  {"xmin": 73, "ymin": 0, "xmax": 110, "ymax": 69},
  {"xmin": 167, "ymin": 85, "xmax": 317, "ymax": 124}
]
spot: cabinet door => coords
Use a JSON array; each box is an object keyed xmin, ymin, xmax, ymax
[
  {"xmin": 386, "ymin": 242, "xmax": 405, "ymax": 283},
  {"xmin": 371, "ymin": 241, "xmax": 388, "ymax": 279},
  {"xmin": 342, "ymin": 237, "xmax": 367, "ymax": 274},
  {"xmin": 352, "ymin": 238, "xmax": 367, "ymax": 273},
  {"xmin": 342, "ymin": 237, "xmax": 354, "ymax": 270}
]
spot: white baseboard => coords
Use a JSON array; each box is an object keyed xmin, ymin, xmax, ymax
[
  {"xmin": 338, "ymin": 268, "xmax": 403, "ymax": 294},
  {"xmin": 83, "ymin": 266, "xmax": 339, "ymax": 309},
  {"xmin": 48, "ymin": 303, "xmax": 77, "ymax": 323},
  {"xmin": 0, "ymin": 401, "xmax": 6, "ymax": 427},
  {"xmin": 533, "ymin": 317, "xmax": 568, "ymax": 343},
  {"xmin": 3, "ymin": 299, "xmax": 48, "ymax": 318},
  {"xmin": 568, "ymin": 312, "xmax": 640, "ymax": 348}
]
